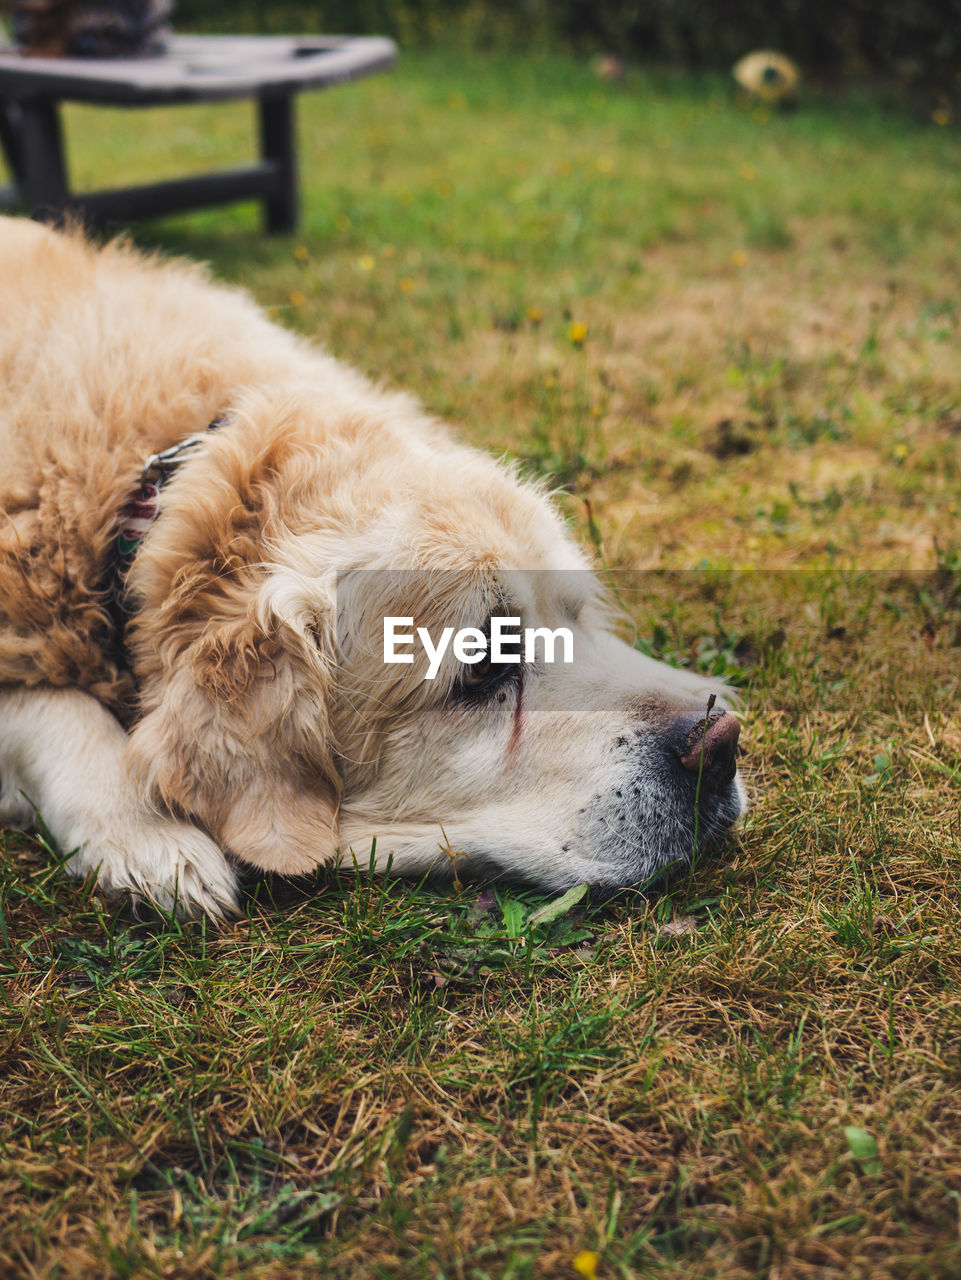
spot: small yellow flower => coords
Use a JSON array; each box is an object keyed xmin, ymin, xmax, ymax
[
  {"xmin": 357, "ymin": 254, "xmax": 376, "ymax": 272},
  {"xmin": 398, "ymin": 277, "xmax": 415, "ymax": 293},
  {"xmin": 526, "ymin": 305, "xmax": 544, "ymax": 325},
  {"xmin": 288, "ymin": 290, "xmax": 306, "ymax": 307},
  {"xmin": 595, "ymin": 155, "xmax": 614, "ymax": 174},
  {"xmin": 573, "ymin": 1251, "xmax": 600, "ymax": 1279},
  {"xmin": 731, "ymin": 249, "xmax": 749, "ymax": 267},
  {"xmin": 293, "ymin": 245, "xmax": 309, "ymax": 264},
  {"xmin": 568, "ymin": 321, "xmax": 589, "ymax": 347},
  {"xmin": 738, "ymin": 162, "xmax": 757, "ymax": 181},
  {"xmin": 932, "ymin": 107, "xmax": 951, "ymax": 126},
  {"xmin": 893, "ymin": 442, "xmax": 909, "ymax": 460}
]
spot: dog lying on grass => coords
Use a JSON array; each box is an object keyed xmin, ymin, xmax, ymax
[{"xmin": 0, "ymin": 217, "xmax": 745, "ymax": 917}]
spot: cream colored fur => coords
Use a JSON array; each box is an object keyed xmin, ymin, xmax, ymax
[{"xmin": 0, "ymin": 218, "xmax": 744, "ymax": 917}]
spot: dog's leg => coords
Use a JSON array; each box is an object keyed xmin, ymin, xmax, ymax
[{"xmin": 0, "ymin": 686, "xmax": 240, "ymax": 918}]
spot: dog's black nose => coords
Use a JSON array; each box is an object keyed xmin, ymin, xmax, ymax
[{"xmin": 673, "ymin": 710, "xmax": 740, "ymax": 789}]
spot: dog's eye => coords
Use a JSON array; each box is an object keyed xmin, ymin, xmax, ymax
[
  {"xmin": 462, "ymin": 655, "xmax": 494, "ymax": 688},
  {"xmin": 458, "ymin": 656, "xmax": 518, "ymax": 700}
]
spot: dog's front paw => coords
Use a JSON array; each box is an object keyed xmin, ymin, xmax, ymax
[{"xmin": 66, "ymin": 812, "xmax": 241, "ymax": 921}]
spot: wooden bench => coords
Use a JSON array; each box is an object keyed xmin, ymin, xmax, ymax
[{"xmin": 0, "ymin": 33, "xmax": 397, "ymax": 232}]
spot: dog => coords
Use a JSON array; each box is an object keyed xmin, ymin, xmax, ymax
[{"xmin": 0, "ymin": 217, "xmax": 745, "ymax": 918}]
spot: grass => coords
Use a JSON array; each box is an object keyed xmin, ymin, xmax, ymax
[{"xmin": 3, "ymin": 48, "xmax": 961, "ymax": 1279}]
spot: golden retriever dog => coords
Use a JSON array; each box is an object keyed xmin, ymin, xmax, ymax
[{"xmin": 0, "ymin": 217, "xmax": 745, "ymax": 917}]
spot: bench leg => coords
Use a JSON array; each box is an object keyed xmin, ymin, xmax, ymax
[
  {"xmin": 258, "ymin": 93, "xmax": 298, "ymax": 234},
  {"xmin": 0, "ymin": 101, "xmax": 27, "ymax": 191},
  {"xmin": 18, "ymin": 99, "xmax": 69, "ymax": 218}
]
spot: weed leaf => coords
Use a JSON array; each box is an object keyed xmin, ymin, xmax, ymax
[
  {"xmin": 528, "ymin": 883, "xmax": 590, "ymax": 928},
  {"xmin": 844, "ymin": 1126, "xmax": 882, "ymax": 1175}
]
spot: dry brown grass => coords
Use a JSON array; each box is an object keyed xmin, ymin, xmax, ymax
[{"xmin": 2, "ymin": 49, "xmax": 961, "ymax": 1280}]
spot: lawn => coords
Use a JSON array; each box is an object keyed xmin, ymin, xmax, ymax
[{"xmin": 2, "ymin": 49, "xmax": 961, "ymax": 1280}]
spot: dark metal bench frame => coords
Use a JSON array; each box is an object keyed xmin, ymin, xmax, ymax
[{"xmin": 0, "ymin": 34, "xmax": 396, "ymax": 232}]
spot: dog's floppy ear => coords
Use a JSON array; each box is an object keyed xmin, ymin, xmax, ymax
[{"xmin": 126, "ymin": 569, "xmax": 342, "ymax": 875}]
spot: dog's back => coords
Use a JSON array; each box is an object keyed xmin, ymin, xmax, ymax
[{"xmin": 0, "ymin": 219, "xmax": 309, "ymax": 705}]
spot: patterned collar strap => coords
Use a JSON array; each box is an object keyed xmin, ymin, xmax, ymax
[
  {"xmin": 108, "ymin": 415, "xmax": 227, "ymax": 639},
  {"xmin": 116, "ymin": 480, "xmax": 162, "ymax": 566}
]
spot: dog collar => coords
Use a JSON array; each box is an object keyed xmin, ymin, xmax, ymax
[{"xmin": 107, "ymin": 415, "xmax": 227, "ymax": 640}]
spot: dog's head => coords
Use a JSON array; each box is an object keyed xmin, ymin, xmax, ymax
[{"xmin": 125, "ymin": 391, "xmax": 745, "ymax": 894}]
